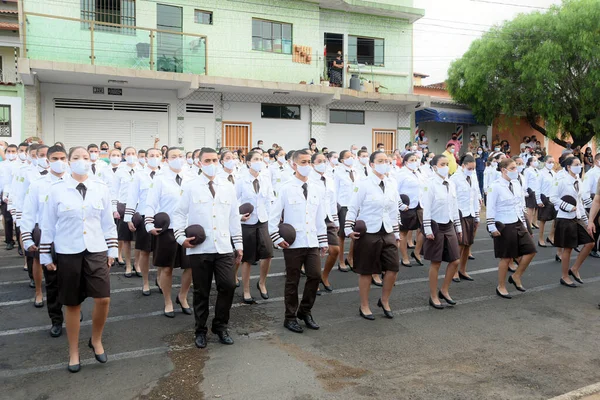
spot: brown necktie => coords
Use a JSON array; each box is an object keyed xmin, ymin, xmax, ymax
[
  {"xmin": 364, "ymin": 166, "xmax": 368, "ymax": 176},
  {"xmin": 466, "ymin": 176, "xmax": 471, "ymax": 186},
  {"xmin": 509, "ymin": 182, "xmax": 514, "ymax": 194},
  {"xmin": 302, "ymin": 183, "xmax": 308, "ymax": 199},
  {"xmin": 349, "ymin": 170, "xmax": 355, "ymax": 182},
  {"xmin": 379, "ymin": 180, "xmax": 385, "ymax": 193},
  {"xmin": 176, "ymin": 174, "xmax": 182, "ymax": 186},
  {"xmin": 112, "ymin": 167, "xmax": 117, "ymax": 173},
  {"xmin": 321, "ymin": 175, "xmax": 326, "ymax": 186},
  {"xmin": 442, "ymin": 180, "xmax": 449, "ymax": 192},
  {"xmin": 253, "ymin": 179, "xmax": 260, "ymax": 194},
  {"xmin": 40, "ymin": 170, "xmax": 48, "ymax": 176},
  {"xmin": 574, "ymin": 181, "xmax": 579, "ymax": 192},
  {"xmin": 228, "ymin": 174, "xmax": 235, "ymax": 184},
  {"xmin": 208, "ymin": 180, "xmax": 215, "ymax": 198},
  {"xmin": 150, "ymin": 171, "xmax": 155, "ymax": 179},
  {"xmin": 91, "ymin": 163, "xmax": 96, "ymax": 175},
  {"xmin": 76, "ymin": 183, "xmax": 87, "ymax": 200},
  {"xmin": 129, "ymin": 169, "xmax": 134, "ymax": 176}
]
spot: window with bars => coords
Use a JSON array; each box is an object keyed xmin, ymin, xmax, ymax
[
  {"xmin": 0, "ymin": 105, "xmax": 11, "ymax": 137},
  {"xmin": 252, "ymin": 19, "xmax": 292, "ymax": 54},
  {"xmin": 81, "ymin": 0, "xmax": 136, "ymax": 34}
]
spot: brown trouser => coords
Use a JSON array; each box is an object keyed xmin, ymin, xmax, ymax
[{"xmin": 282, "ymin": 247, "xmax": 321, "ymax": 321}]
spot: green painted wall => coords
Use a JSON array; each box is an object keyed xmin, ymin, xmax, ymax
[{"xmin": 23, "ymin": 0, "xmax": 417, "ymax": 94}]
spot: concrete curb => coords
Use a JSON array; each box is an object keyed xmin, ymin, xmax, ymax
[{"xmin": 549, "ymin": 382, "xmax": 600, "ymax": 400}]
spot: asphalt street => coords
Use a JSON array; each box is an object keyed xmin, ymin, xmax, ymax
[{"xmin": 1, "ymin": 229, "xmax": 600, "ymax": 400}]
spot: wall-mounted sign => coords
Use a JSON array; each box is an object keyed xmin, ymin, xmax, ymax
[
  {"xmin": 108, "ymin": 88, "xmax": 123, "ymax": 96},
  {"xmin": 93, "ymin": 87, "xmax": 105, "ymax": 94}
]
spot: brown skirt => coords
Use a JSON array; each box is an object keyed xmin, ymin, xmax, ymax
[
  {"xmin": 353, "ymin": 227, "xmax": 399, "ymax": 275},
  {"xmin": 134, "ymin": 217, "xmax": 153, "ymax": 252},
  {"xmin": 326, "ymin": 221, "xmax": 339, "ymax": 246},
  {"xmin": 423, "ymin": 222, "xmax": 460, "ymax": 263},
  {"xmin": 459, "ymin": 216, "xmax": 476, "ymax": 246},
  {"xmin": 337, "ymin": 206, "xmax": 349, "ymax": 238},
  {"xmin": 492, "ymin": 222, "xmax": 537, "ymax": 259},
  {"xmin": 241, "ymin": 222, "xmax": 274, "ymax": 263},
  {"xmin": 153, "ymin": 229, "xmax": 191, "ymax": 269},
  {"xmin": 538, "ymin": 195, "xmax": 557, "ymax": 222},
  {"xmin": 554, "ymin": 218, "xmax": 594, "ymax": 249},
  {"xmin": 400, "ymin": 207, "xmax": 421, "ymax": 232},
  {"xmin": 117, "ymin": 218, "xmax": 135, "ymax": 241},
  {"xmin": 526, "ymin": 189, "xmax": 538, "ymax": 209},
  {"xmin": 56, "ymin": 250, "xmax": 110, "ymax": 306}
]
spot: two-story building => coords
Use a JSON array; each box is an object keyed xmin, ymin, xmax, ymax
[
  {"xmin": 0, "ymin": 0, "xmax": 22, "ymax": 144},
  {"xmin": 18, "ymin": 0, "xmax": 429, "ymax": 152}
]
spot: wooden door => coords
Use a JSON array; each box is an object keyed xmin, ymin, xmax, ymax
[
  {"xmin": 372, "ymin": 129, "xmax": 396, "ymax": 154},
  {"xmin": 222, "ymin": 122, "xmax": 252, "ymax": 154}
]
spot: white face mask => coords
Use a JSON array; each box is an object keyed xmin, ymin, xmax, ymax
[
  {"xmin": 147, "ymin": 157, "xmax": 160, "ymax": 168},
  {"xmin": 532, "ymin": 161, "xmax": 539, "ymax": 168},
  {"xmin": 126, "ymin": 155, "xmax": 137, "ymax": 165},
  {"xmin": 494, "ymin": 148, "xmax": 501, "ymax": 152},
  {"xmin": 464, "ymin": 168, "xmax": 473, "ymax": 177},
  {"xmin": 314, "ymin": 163, "xmax": 327, "ymax": 173},
  {"xmin": 545, "ymin": 163, "xmax": 554, "ymax": 170},
  {"xmin": 18, "ymin": 152, "xmax": 27, "ymax": 161},
  {"xmin": 295, "ymin": 164, "xmax": 312, "ymax": 177},
  {"xmin": 449, "ymin": 148, "xmax": 455, "ymax": 154},
  {"xmin": 31, "ymin": 158, "xmax": 38, "ymax": 167},
  {"xmin": 186, "ymin": 158, "xmax": 194, "ymax": 165},
  {"xmin": 168, "ymin": 157, "xmax": 184, "ymax": 171},
  {"xmin": 378, "ymin": 148, "xmax": 385, "ymax": 153},
  {"xmin": 50, "ymin": 160, "xmax": 67, "ymax": 174},
  {"xmin": 223, "ymin": 160, "xmax": 236, "ymax": 170},
  {"xmin": 277, "ymin": 156, "xmax": 286, "ymax": 164},
  {"xmin": 202, "ymin": 163, "xmax": 217, "ymax": 177},
  {"xmin": 351, "ymin": 149, "xmax": 358, "ymax": 155},
  {"xmin": 477, "ymin": 150, "xmax": 483, "ymax": 155},
  {"xmin": 374, "ymin": 163, "xmax": 390, "ymax": 175},
  {"xmin": 250, "ymin": 161, "xmax": 263, "ymax": 172},
  {"xmin": 436, "ymin": 166, "xmax": 449, "ymax": 178},
  {"xmin": 37, "ymin": 157, "xmax": 49, "ymax": 169},
  {"xmin": 517, "ymin": 165, "xmax": 525, "ymax": 173},
  {"xmin": 139, "ymin": 158, "xmax": 146, "ymax": 165},
  {"xmin": 491, "ymin": 161, "xmax": 498, "ymax": 168},
  {"xmin": 6, "ymin": 153, "xmax": 16, "ymax": 161},
  {"xmin": 90, "ymin": 153, "xmax": 99, "ymax": 161},
  {"xmin": 70, "ymin": 159, "xmax": 91, "ymax": 175},
  {"xmin": 570, "ymin": 165, "xmax": 582, "ymax": 175},
  {"xmin": 194, "ymin": 158, "xmax": 201, "ymax": 166},
  {"xmin": 263, "ymin": 157, "xmax": 270, "ymax": 164},
  {"xmin": 407, "ymin": 161, "xmax": 419, "ymax": 171},
  {"xmin": 331, "ymin": 158, "xmax": 339, "ymax": 165},
  {"xmin": 343, "ymin": 158, "xmax": 354, "ymax": 167},
  {"xmin": 507, "ymin": 170, "xmax": 519, "ymax": 180},
  {"xmin": 110, "ymin": 156, "xmax": 121, "ymax": 165},
  {"xmin": 359, "ymin": 157, "xmax": 369, "ymax": 166}
]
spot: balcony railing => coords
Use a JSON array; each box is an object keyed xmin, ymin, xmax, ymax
[
  {"xmin": 23, "ymin": 12, "xmax": 207, "ymax": 75},
  {"xmin": 0, "ymin": 68, "xmax": 19, "ymax": 84}
]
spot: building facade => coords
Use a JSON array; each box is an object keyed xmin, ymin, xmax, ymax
[
  {"xmin": 18, "ymin": 0, "xmax": 428, "ymax": 152},
  {"xmin": 0, "ymin": 0, "xmax": 22, "ymax": 144}
]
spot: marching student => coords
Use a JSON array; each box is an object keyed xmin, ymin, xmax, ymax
[
  {"xmin": 326, "ymin": 151, "xmax": 339, "ymax": 176},
  {"xmin": 487, "ymin": 158, "xmax": 537, "ymax": 299},
  {"xmin": 536, "ymin": 156, "xmax": 558, "ymax": 247},
  {"xmin": 144, "ymin": 147, "xmax": 192, "ymax": 318},
  {"xmin": 235, "ymin": 150, "xmax": 274, "ymax": 303},
  {"xmin": 185, "ymin": 151, "xmax": 194, "ymax": 169},
  {"xmin": 112, "ymin": 147, "xmax": 142, "ymax": 277},
  {"xmin": 549, "ymin": 156, "xmax": 594, "ymax": 287},
  {"xmin": 397, "ymin": 152, "xmax": 424, "ymax": 267},
  {"xmin": 0, "ymin": 144, "xmax": 19, "ymax": 249},
  {"xmin": 21, "ymin": 145, "xmax": 67, "ymax": 337},
  {"xmin": 356, "ymin": 149, "xmax": 371, "ymax": 178},
  {"xmin": 271, "ymin": 148, "xmax": 291, "ymax": 196},
  {"xmin": 345, "ymin": 151, "xmax": 400, "ymax": 320},
  {"xmin": 421, "ymin": 154, "xmax": 462, "ymax": 309},
  {"xmin": 88, "ymin": 144, "xmax": 108, "ymax": 179},
  {"xmin": 124, "ymin": 148, "xmax": 162, "ymax": 295},
  {"xmin": 173, "ymin": 147, "xmax": 244, "ymax": 348},
  {"xmin": 107, "ymin": 148, "xmax": 124, "ymax": 264},
  {"xmin": 217, "ymin": 150, "xmax": 239, "ymax": 183},
  {"xmin": 138, "ymin": 149, "xmax": 147, "ymax": 169},
  {"xmin": 450, "ymin": 155, "xmax": 480, "ymax": 282},
  {"xmin": 524, "ymin": 156, "xmax": 541, "ymax": 229},
  {"xmin": 309, "ymin": 152, "xmax": 339, "ymax": 292},
  {"xmin": 418, "ymin": 151, "xmax": 435, "ymax": 178},
  {"xmin": 40, "ymin": 146, "xmax": 117, "ymax": 373},
  {"xmin": 269, "ymin": 149, "xmax": 328, "ymax": 333},
  {"xmin": 334, "ymin": 150, "xmax": 356, "ymax": 272},
  {"xmin": 581, "ymin": 153, "xmax": 600, "ymax": 258},
  {"xmin": 5, "ymin": 142, "xmax": 29, "ymax": 258}
]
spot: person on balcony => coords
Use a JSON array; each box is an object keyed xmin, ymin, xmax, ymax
[{"xmin": 329, "ymin": 51, "xmax": 344, "ymax": 88}]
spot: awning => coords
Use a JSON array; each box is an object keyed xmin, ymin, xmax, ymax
[{"xmin": 416, "ymin": 107, "xmax": 481, "ymax": 125}]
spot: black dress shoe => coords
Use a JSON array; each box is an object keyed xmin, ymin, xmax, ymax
[
  {"xmin": 80, "ymin": 311, "xmax": 83, "ymax": 322},
  {"xmin": 284, "ymin": 319, "xmax": 304, "ymax": 333},
  {"xmin": 560, "ymin": 278, "xmax": 577, "ymax": 288},
  {"xmin": 88, "ymin": 338, "xmax": 108, "ymax": 363},
  {"xmin": 407, "ymin": 244, "xmax": 415, "ymax": 249},
  {"xmin": 555, "ymin": 255, "xmax": 562, "ymax": 262},
  {"xmin": 359, "ymin": 308, "xmax": 375, "ymax": 320},
  {"xmin": 377, "ymin": 299, "xmax": 394, "ymax": 319},
  {"xmin": 458, "ymin": 271, "xmax": 474, "ymax": 281},
  {"xmin": 345, "ymin": 258, "xmax": 353, "ymax": 271},
  {"xmin": 411, "ymin": 251, "xmax": 424, "ymax": 266},
  {"xmin": 176, "ymin": 296, "xmax": 193, "ymax": 315},
  {"xmin": 214, "ymin": 330, "xmax": 234, "ymax": 345},
  {"xmin": 124, "ymin": 272, "xmax": 133, "ymax": 278},
  {"xmin": 337, "ymin": 263, "xmax": 350, "ymax": 272},
  {"xmin": 142, "ymin": 289, "xmax": 151, "ymax": 296},
  {"xmin": 164, "ymin": 310, "xmax": 175, "ymax": 318},
  {"xmin": 5, "ymin": 242, "xmax": 14, "ymax": 250},
  {"xmin": 452, "ymin": 277, "xmax": 461, "ymax": 283},
  {"xmin": 438, "ymin": 290, "xmax": 457, "ymax": 305},
  {"xmin": 195, "ymin": 333, "xmax": 207, "ymax": 348},
  {"xmin": 298, "ymin": 314, "xmax": 320, "ymax": 330},
  {"xmin": 468, "ymin": 255, "xmax": 476, "ymax": 260},
  {"xmin": 496, "ymin": 287, "xmax": 512, "ymax": 299},
  {"xmin": 401, "ymin": 260, "xmax": 412, "ymax": 268},
  {"xmin": 508, "ymin": 265, "xmax": 517, "ymax": 273},
  {"xmin": 235, "ymin": 279, "xmax": 240, "ymax": 287},
  {"xmin": 574, "ymin": 246, "xmax": 581, "ymax": 253},
  {"xmin": 538, "ymin": 242, "xmax": 548, "ymax": 248},
  {"xmin": 320, "ymin": 280, "xmax": 333, "ymax": 292},
  {"xmin": 18, "ymin": 248, "xmax": 23, "ymax": 256},
  {"xmin": 243, "ymin": 297, "xmax": 256, "ymax": 304},
  {"xmin": 546, "ymin": 238, "xmax": 555, "ymax": 246},
  {"xmin": 29, "ymin": 279, "xmax": 35, "ymax": 288},
  {"xmin": 590, "ymin": 251, "xmax": 600, "ymax": 259},
  {"xmin": 34, "ymin": 299, "xmax": 44, "ymax": 308},
  {"xmin": 508, "ymin": 275, "xmax": 526, "ymax": 292},
  {"xmin": 68, "ymin": 360, "xmax": 81, "ymax": 373},
  {"xmin": 532, "ymin": 223, "xmax": 539, "ymax": 229},
  {"xmin": 429, "ymin": 298, "xmax": 445, "ymax": 309},
  {"xmin": 118, "ymin": 259, "xmax": 126, "ymax": 266},
  {"xmin": 155, "ymin": 278, "xmax": 163, "ymax": 294},
  {"xmin": 371, "ymin": 277, "xmax": 383, "ymax": 287},
  {"xmin": 135, "ymin": 271, "xmax": 142, "ymax": 277},
  {"xmin": 50, "ymin": 323, "xmax": 63, "ymax": 338},
  {"xmin": 257, "ymin": 282, "xmax": 269, "ymax": 299}
]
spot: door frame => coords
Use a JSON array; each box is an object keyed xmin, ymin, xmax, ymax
[
  {"xmin": 222, "ymin": 121, "xmax": 252, "ymax": 152},
  {"xmin": 372, "ymin": 128, "xmax": 396, "ymax": 154}
]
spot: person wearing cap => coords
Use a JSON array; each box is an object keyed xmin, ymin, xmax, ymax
[
  {"xmin": 173, "ymin": 147, "xmax": 244, "ymax": 349},
  {"xmin": 144, "ymin": 147, "xmax": 192, "ymax": 318},
  {"xmin": 536, "ymin": 155, "xmax": 558, "ymax": 247},
  {"xmin": 345, "ymin": 151, "xmax": 400, "ymax": 320},
  {"xmin": 334, "ymin": 150, "xmax": 357, "ymax": 272},
  {"xmin": 0, "ymin": 144, "xmax": 19, "ymax": 250},
  {"xmin": 20, "ymin": 145, "xmax": 67, "ymax": 337},
  {"xmin": 309, "ymin": 152, "xmax": 339, "ymax": 293},
  {"xmin": 235, "ymin": 150, "xmax": 274, "ymax": 303},
  {"xmin": 487, "ymin": 158, "xmax": 537, "ymax": 299},
  {"xmin": 124, "ymin": 148, "xmax": 162, "ymax": 296},
  {"xmin": 397, "ymin": 152, "xmax": 424, "ymax": 268},
  {"xmin": 269, "ymin": 149, "xmax": 328, "ymax": 334},
  {"xmin": 421, "ymin": 154, "xmax": 462, "ymax": 309},
  {"xmin": 112, "ymin": 146, "xmax": 142, "ymax": 277},
  {"xmin": 39, "ymin": 146, "xmax": 117, "ymax": 373},
  {"xmin": 550, "ymin": 156, "xmax": 594, "ymax": 287}
]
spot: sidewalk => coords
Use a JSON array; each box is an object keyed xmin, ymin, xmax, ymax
[{"xmin": 550, "ymin": 383, "xmax": 600, "ymax": 400}]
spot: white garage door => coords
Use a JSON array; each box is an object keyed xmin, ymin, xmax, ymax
[{"xmin": 54, "ymin": 99, "xmax": 169, "ymax": 151}]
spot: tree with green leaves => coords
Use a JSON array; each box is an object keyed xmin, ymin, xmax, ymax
[{"xmin": 447, "ymin": 0, "xmax": 600, "ymax": 148}]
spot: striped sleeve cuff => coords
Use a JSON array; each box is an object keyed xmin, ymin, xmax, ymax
[
  {"xmin": 39, "ymin": 243, "xmax": 52, "ymax": 254},
  {"xmin": 583, "ymin": 198, "xmax": 593, "ymax": 208},
  {"xmin": 174, "ymin": 228, "xmax": 186, "ymax": 245},
  {"xmin": 21, "ymin": 231, "xmax": 32, "ymax": 242},
  {"xmin": 423, "ymin": 219, "xmax": 432, "ymax": 236},
  {"xmin": 559, "ymin": 201, "xmax": 573, "ymax": 212},
  {"xmin": 486, "ymin": 218, "xmax": 497, "ymax": 233},
  {"xmin": 398, "ymin": 200, "xmax": 408, "ymax": 212},
  {"xmin": 231, "ymin": 234, "xmax": 243, "ymax": 247},
  {"xmin": 106, "ymin": 238, "xmax": 118, "ymax": 249},
  {"xmin": 270, "ymin": 230, "xmax": 283, "ymax": 245},
  {"xmin": 317, "ymin": 234, "xmax": 327, "ymax": 245}
]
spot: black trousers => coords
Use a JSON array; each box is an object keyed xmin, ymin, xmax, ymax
[
  {"xmin": 43, "ymin": 264, "xmax": 63, "ymax": 325},
  {"xmin": 15, "ymin": 225, "xmax": 22, "ymax": 253},
  {"xmin": 189, "ymin": 253, "xmax": 235, "ymax": 335},
  {"xmin": 282, "ymin": 247, "xmax": 321, "ymax": 321},
  {"xmin": 1, "ymin": 201, "xmax": 13, "ymax": 244}
]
